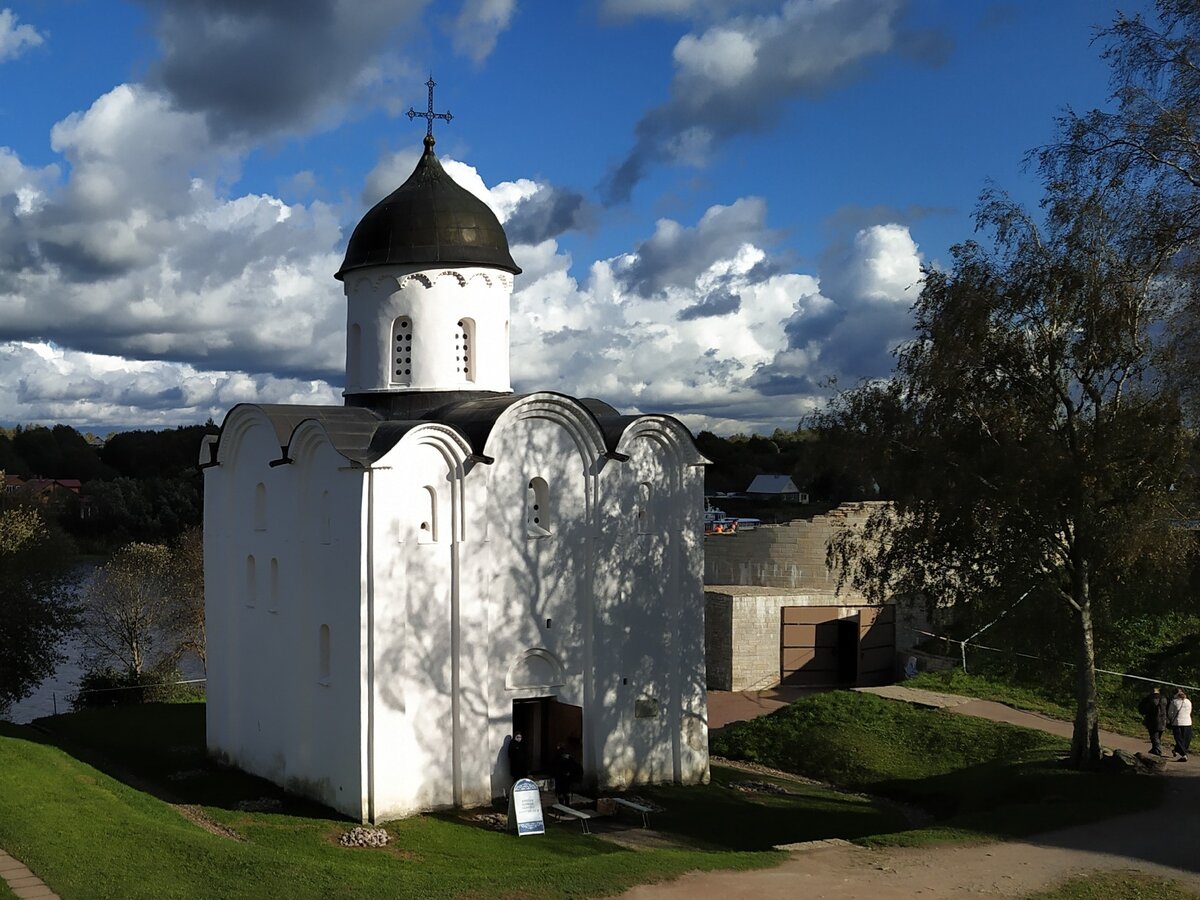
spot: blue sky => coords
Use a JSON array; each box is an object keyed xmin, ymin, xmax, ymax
[{"xmin": 0, "ymin": 0, "xmax": 1152, "ymax": 435}]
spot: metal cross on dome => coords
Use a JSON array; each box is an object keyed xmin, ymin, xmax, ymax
[{"xmin": 407, "ymin": 76, "xmax": 453, "ymax": 139}]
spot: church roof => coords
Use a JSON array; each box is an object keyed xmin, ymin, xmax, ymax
[
  {"xmin": 335, "ymin": 135, "xmax": 521, "ymax": 280},
  {"xmin": 213, "ymin": 394, "xmax": 702, "ymax": 469}
]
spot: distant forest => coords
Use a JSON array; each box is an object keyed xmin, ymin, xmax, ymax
[{"xmin": 0, "ymin": 423, "xmax": 217, "ymax": 552}]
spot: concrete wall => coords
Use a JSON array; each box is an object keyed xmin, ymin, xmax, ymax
[
  {"xmin": 704, "ymin": 590, "xmax": 864, "ymax": 691},
  {"xmin": 703, "ymin": 502, "xmax": 888, "ymax": 593},
  {"xmin": 703, "ymin": 502, "xmax": 929, "ymax": 691}
]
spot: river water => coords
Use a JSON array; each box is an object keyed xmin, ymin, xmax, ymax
[{"xmin": 4, "ymin": 563, "xmax": 205, "ymax": 725}]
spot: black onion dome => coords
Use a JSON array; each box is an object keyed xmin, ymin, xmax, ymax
[{"xmin": 336, "ymin": 135, "xmax": 521, "ymax": 280}]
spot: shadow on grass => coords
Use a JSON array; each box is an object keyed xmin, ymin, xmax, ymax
[
  {"xmin": 635, "ymin": 764, "xmax": 911, "ymax": 851},
  {"xmin": 20, "ymin": 704, "xmax": 340, "ymax": 821},
  {"xmin": 14, "ymin": 704, "xmax": 915, "ymax": 853}
]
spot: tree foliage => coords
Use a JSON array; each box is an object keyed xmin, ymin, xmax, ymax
[
  {"xmin": 0, "ymin": 505, "xmax": 79, "ymax": 715},
  {"xmin": 1043, "ymin": 0, "xmax": 1200, "ymax": 416},
  {"xmin": 824, "ymin": 184, "xmax": 1194, "ymax": 768},
  {"xmin": 78, "ymin": 530, "xmax": 205, "ymax": 689},
  {"xmin": 167, "ymin": 527, "xmax": 205, "ymax": 673},
  {"xmin": 81, "ymin": 542, "xmax": 177, "ymax": 677}
]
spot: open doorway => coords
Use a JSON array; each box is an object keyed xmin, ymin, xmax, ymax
[{"xmin": 512, "ymin": 697, "xmax": 582, "ymax": 776}]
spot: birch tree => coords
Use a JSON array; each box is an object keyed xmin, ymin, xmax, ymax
[
  {"xmin": 82, "ymin": 542, "xmax": 175, "ymax": 677},
  {"xmin": 825, "ymin": 188, "xmax": 1193, "ymax": 768}
]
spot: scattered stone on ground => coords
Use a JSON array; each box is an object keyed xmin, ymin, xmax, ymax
[
  {"xmin": 730, "ymin": 779, "xmax": 793, "ymax": 795},
  {"xmin": 467, "ymin": 812, "xmax": 508, "ymax": 832},
  {"xmin": 339, "ymin": 826, "xmax": 390, "ymax": 848},
  {"xmin": 1100, "ymin": 749, "xmax": 1167, "ymax": 774},
  {"xmin": 174, "ymin": 804, "xmax": 245, "ymax": 841}
]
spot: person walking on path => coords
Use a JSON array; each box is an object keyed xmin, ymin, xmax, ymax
[
  {"xmin": 1169, "ymin": 688, "xmax": 1193, "ymax": 761},
  {"xmin": 1139, "ymin": 686, "xmax": 1168, "ymax": 756}
]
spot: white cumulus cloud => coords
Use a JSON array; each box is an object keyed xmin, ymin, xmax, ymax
[{"xmin": 0, "ymin": 8, "xmax": 43, "ymax": 63}]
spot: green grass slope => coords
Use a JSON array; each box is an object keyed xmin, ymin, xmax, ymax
[
  {"xmin": 711, "ymin": 689, "xmax": 1161, "ymax": 844},
  {"xmin": 1, "ymin": 705, "xmax": 903, "ymax": 900}
]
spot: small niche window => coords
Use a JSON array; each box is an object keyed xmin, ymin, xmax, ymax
[
  {"xmin": 417, "ymin": 485, "xmax": 438, "ymax": 543},
  {"xmin": 319, "ymin": 490, "xmax": 332, "ymax": 545},
  {"xmin": 392, "ymin": 316, "xmax": 413, "ymax": 385},
  {"xmin": 455, "ymin": 318, "xmax": 475, "ymax": 383},
  {"xmin": 269, "ymin": 558, "xmax": 279, "ymax": 613},
  {"xmin": 527, "ymin": 477, "xmax": 551, "ymax": 537},
  {"xmin": 637, "ymin": 482, "xmax": 653, "ymax": 534},
  {"xmin": 245, "ymin": 555, "xmax": 257, "ymax": 607},
  {"xmin": 318, "ymin": 624, "xmax": 331, "ymax": 685},
  {"xmin": 254, "ymin": 482, "xmax": 266, "ymax": 531}
]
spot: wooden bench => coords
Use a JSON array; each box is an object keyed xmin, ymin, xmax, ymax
[
  {"xmin": 612, "ymin": 797, "xmax": 653, "ymax": 828},
  {"xmin": 551, "ymin": 803, "xmax": 594, "ymax": 834}
]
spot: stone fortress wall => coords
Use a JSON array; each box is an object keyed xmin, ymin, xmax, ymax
[
  {"xmin": 703, "ymin": 502, "xmax": 931, "ymax": 691},
  {"xmin": 703, "ymin": 501, "xmax": 885, "ymax": 593}
]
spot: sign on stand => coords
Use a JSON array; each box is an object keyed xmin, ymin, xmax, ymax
[{"xmin": 507, "ymin": 778, "xmax": 545, "ymax": 836}]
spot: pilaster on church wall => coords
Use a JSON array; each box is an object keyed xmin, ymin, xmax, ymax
[
  {"xmin": 479, "ymin": 405, "xmax": 593, "ymax": 787},
  {"xmin": 367, "ymin": 446, "xmax": 451, "ymax": 816},
  {"xmin": 591, "ymin": 419, "xmax": 710, "ymax": 789},
  {"xmin": 455, "ymin": 457, "xmax": 495, "ymax": 809}
]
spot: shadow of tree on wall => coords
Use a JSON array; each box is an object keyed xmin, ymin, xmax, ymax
[{"xmin": 384, "ymin": 407, "xmax": 710, "ymax": 812}]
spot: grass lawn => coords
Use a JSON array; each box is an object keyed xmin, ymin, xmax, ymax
[
  {"xmin": 1029, "ymin": 869, "xmax": 1200, "ymax": 899},
  {"xmin": 905, "ymin": 670, "xmax": 1146, "ymax": 737},
  {"xmin": 0, "ymin": 694, "xmax": 1167, "ymax": 898},
  {"xmin": 712, "ymin": 689, "xmax": 1163, "ymax": 847},
  {"xmin": 0, "ymin": 705, "xmax": 907, "ymax": 900}
]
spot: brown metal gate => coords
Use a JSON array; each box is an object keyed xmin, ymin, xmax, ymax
[
  {"xmin": 857, "ymin": 605, "xmax": 896, "ymax": 686},
  {"xmin": 780, "ymin": 604, "xmax": 896, "ymax": 686}
]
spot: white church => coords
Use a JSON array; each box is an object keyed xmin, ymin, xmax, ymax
[{"xmin": 200, "ymin": 113, "xmax": 711, "ymax": 822}]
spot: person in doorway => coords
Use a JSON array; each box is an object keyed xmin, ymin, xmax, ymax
[
  {"xmin": 1138, "ymin": 686, "xmax": 1167, "ymax": 756},
  {"xmin": 553, "ymin": 744, "xmax": 582, "ymax": 806},
  {"xmin": 507, "ymin": 732, "xmax": 528, "ymax": 781},
  {"xmin": 1169, "ymin": 689, "xmax": 1193, "ymax": 761}
]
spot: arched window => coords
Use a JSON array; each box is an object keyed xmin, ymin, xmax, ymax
[
  {"xmin": 418, "ymin": 485, "xmax": 438, "ymax": 544},
  {"xmin": 527, "ymin": 477, "xmax": 551, "ymax": 537},
  {"xmin": 455, "ymin": 318, "xmax": 475, "ymax": 383},
  {"xmin": 637, "ymin": 482, "xmax": 653, "ymax": 534},
  {"xmin": 318, "ymin": 624, "xmax": 331, "ymax": 684},
  {"xmin": 347, "ymin": 323, "xmax": 362, "ymax": 389},
  {"xmin": 245, "ymin": 555, "xmax": 257, "ymax": 607},
  {"xmin": 319, "ymin": 490, "xmax": 332, "ymax": 545},
  {"xmin": 392, "ymin": 316, "xmax": 413, "ymax": 385},
  {"xmin": 269, "ymin": 557, "xmax": 279, "ymax": 613},
  {"xmin": 254, "ymin": 483, "xmax": 266, "ymax": 531}
]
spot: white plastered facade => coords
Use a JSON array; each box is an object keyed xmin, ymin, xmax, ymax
[{"xmin": 204, "ymin": 260, "xmax": 710, "ymax": 822}]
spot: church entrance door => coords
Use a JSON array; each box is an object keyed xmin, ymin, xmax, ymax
[{"xmin": 513, "ymin": 697, "xmax": 583, "ymax": 776}]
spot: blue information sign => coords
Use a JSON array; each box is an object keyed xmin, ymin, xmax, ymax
[{"xmin": 508, "ymin": 778, "xmax": 545, "ymax": 836}]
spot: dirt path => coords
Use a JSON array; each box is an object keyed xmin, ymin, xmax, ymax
[{"xmin": 622, "ymin": 689, "xmax": 1200, "ymax": 899}]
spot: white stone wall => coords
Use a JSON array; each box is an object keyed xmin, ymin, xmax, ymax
[
  {"xmin": 204, "ymin": 408, "xmax": 367, "ymax": 820},
  {"xmin": 343, "ymin": 265, "xmax": 512, "ymax": 395},
  {"xmin": 207, "ymin": 396, "xmax": 710, "ymax": 822}
]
